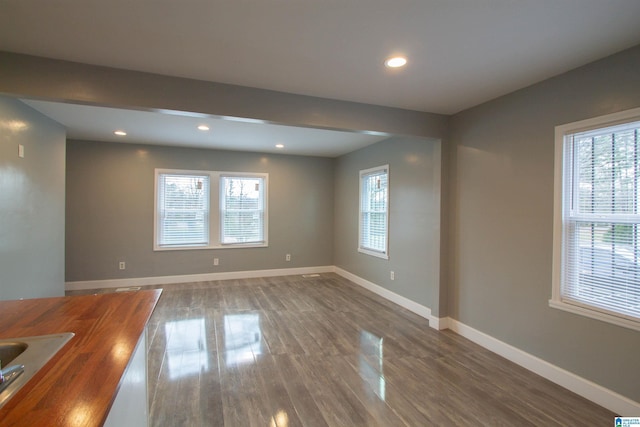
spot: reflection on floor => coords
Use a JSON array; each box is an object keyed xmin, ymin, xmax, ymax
[
  {"xmin": 73, "ymin": 273, "xmax": 616, "ymax": 426},
  {"xmin": 223, "ymin": 313, "xmax": 262, "ymax": 366},
  {"xmin": 359, "ymin": 330, "xmax": 385, "ymax": 402},
  {"xmin": 165, "ymin": 318, "xmax": 208, "ymax": 379}
]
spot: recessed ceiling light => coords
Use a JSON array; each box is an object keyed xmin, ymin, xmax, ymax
[
  {"xmin": 275, "ymin": 144, "xmax": 284, "ymax": 149},
  {"xmin": 384, "ymin": 56, "xmax": 407, "ymax": 68},
  {"xmin": 197, "ymin": 125, "xmax": 210, "ymax": 131},
  {"xmin": 114, "ymin": 130, "xmax": 127, "ymax": 136}
]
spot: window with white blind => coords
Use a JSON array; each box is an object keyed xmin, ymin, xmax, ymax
[
  {"xmin": 359, "ymin": 165, "xmax": 389, "ymax": 259},
  {"xmin": 156, "ymin": 173, "xmax": 210, "ymax": 247},
  {"xmin": 154, "ymin": 169, "xmax": 268, "ymax": 250},
  {"xmin": 552, "ymin": 108, "xmax": 640, "ymax": 331},
  {"xmin": 220, "ymin": 175, "xmax": 267, "ymax": 245}
]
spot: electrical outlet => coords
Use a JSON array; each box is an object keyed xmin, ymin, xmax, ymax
[
  {"xmin": 119, "ymin": 261, "xmax": 126, "ymax": 270},
  {"xmin": 213, "ymin": 258, "xmax": 219, "ymax": 266},
  {"xmin": 286, "ymin": 254, "xmax": 291, "ymax": 262},
  {"xmin": 390, "ymin": 271, "xmax": 395, "ymax": 280}
]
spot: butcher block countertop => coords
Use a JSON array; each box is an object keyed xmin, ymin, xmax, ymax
[{"xmin": 0, "ymin": 289, "xmax": 162, "ymax": 427}]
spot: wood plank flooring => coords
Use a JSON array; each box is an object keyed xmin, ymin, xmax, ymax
[{"xmin": 72, "ymin": 273, "xmax": 616, "ymax": 426}]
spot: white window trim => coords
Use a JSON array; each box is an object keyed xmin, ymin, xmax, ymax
[
  {"xmin": 551, "ymin": 107, "xmax": 640, "ymax": 332},
  {"xmin": 358, "ymin": 164, "xmax": 389, "ymax": 259},
  {"xmin": 219, "ymin": 172, "xmax": 269, "ymax": 247},
  {"xmin": 154, "ymin": 169, "xmax": 268, "ymax": 251}
]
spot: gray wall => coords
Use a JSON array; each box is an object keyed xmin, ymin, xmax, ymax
[
  {"xmin": 0, "ymin": 96, "xmax": 66, "ymax": 300},
  {"xmin": 65, "ymin": 140, "xmax": 334, "ymax": 282},
  {"xmin": 334, "ymin": 136, "xmax": 442, "ymax": 314},
  {"xmin": 448, "ymin": 45, "xmax": 640, "ymax": 401},
  {"xmin": 0, "ymin": 52, "xmax": 448, "ymax": 140}
]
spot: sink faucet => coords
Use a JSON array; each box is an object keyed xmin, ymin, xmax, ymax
[{"xmin": 0, "ymin": 364, "xmax": 25, "ymax": 392}]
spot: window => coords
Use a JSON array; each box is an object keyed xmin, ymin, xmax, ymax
[
  {"xmin": 155, "ymin": 169, "xmax": 268, "ymax": 250},
  {"xmin": 220, "ymin": 175, "xmax": 266, "ymax": 245},
  {"xmin": 156, "ymin": 173, "xmax": 210, "ymax": 247},
  {"xmin": 359, "ymin": 165, "xmax": 389, "ymax": 258},
  {"xmin": 552, "ymin": 108, "xmax": 640, "ymax": 331}
]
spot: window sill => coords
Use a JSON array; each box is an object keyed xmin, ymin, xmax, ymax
[
  {"xmin": 358, "ymin": 247, "xmax": 389, "ymax": 260},
  {"xmin": 548, "ymin": 299, "xmax": 640, "ymax": 332},
  {"xmin": 154, "ymin": 243, "xmax": 268, "ymax": 251}
]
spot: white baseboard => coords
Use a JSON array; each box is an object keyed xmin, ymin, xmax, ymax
[
  {"xmin": 333, "ymin": 267, "xmax": 447, "ymax": 330},
  {"xmin": 65, "ymin": 266, "xmax": 334, "ymax": 291},
  {"xmin": 447, "ymin": 318, "xmax": 640, "ymax": 416}
]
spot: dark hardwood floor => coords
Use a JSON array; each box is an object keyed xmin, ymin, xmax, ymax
[{"xmin": 73, "ymin": 273, "xmax": 616, "ymax": 426}]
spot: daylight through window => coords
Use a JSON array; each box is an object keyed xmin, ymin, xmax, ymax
[
  {"xmin": 221, "ymin": 176, "xmax": 266, "ymax": 245},
  {"xmin": 359, "ymin": 165, "xmax": 389, "ymax": 258},
  {"xmin": 155, "ymin": 170, "xmax": 268, "ymax": 250},
  {"xmin": 553, "ymin": 110, "xmax": 640, "ymax": 329},
  {"xmin": 157, "ymin": 173, "xmax": 210, "ymax": 247}
]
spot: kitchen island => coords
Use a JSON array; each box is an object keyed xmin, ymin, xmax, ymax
[{"xmin": 0, "ymin": 289, "xmax": 161, "ymax": 426}]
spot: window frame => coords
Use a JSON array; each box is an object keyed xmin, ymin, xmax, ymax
[
  {"xmin": 551, "ymin": 107, "xmax": 640, "ymax": 332},
  {"xmin": 358, "ymin": 164, "xmax": 390, "ymax": 259},
  {"xmin": 219, "ymin": 173, "xmax": 269, "ymax": 247},
  {"xmin": 154, "ymin": 169, "xmax": 268, "ymax": 251}
]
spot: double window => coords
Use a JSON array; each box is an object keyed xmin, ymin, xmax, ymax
[
  {"xmin": 552, "ymin": 108, "xmax": 640, "ymax": 330},
  {"xmin": 155, "ymin": 169, "xmax": 268, "ymax": 250},
  {"xmin": 359, "ymin": 165, "xmax": 389, "ymax": 258}
]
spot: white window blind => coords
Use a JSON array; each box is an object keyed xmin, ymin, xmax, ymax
[
  {"xmin": 220, "ymin": 176, "xmax": 266, "ymax": 245},
  {"xmin": 560, "ymin": 119, "xmax": 640, "ymax": 322},
  {"xmin": 359, "ymin": 165, "xmax": 389, "ymax": 258},
  {"xmin": 157, "ymin": 173, "xmax": 210, "ymax": 247}
]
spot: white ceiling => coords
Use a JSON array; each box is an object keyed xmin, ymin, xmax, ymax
[{"xmin": 3, "ymin": 1, "xmax": 640, "ymax": 155}]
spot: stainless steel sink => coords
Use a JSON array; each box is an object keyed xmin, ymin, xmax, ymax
[
  {"xmin": 0, "ymin": 333, "xmax": 75, "ymax": 409},
  {"xmin": 0, "ymin": 342, "xmax": 28, "ymax": 366}
]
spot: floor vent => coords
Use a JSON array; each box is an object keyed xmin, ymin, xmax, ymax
[
  {"xmin": 115, "ymin": 286, "xmax": 141, "ymax": 292},
  {"xmin": 302, "ymin": 274, "xmax": 321, "ymax": 278}
]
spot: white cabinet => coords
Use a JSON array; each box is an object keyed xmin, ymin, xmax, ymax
[{"xmin": 104, "ymin": 328, "xmax": 148, "ymax": 427}]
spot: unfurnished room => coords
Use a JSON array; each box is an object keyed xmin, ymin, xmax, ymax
[{"xmin": 0, "ymin": 1, "xmax": 639, "ymax": 426}]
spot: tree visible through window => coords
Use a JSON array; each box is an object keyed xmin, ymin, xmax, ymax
[
  {"xmin": 157, "ymin": 173, "xmax": 209, "ymax": 247},
  {"xmin": 221, "ymin": 176, "xmax": 266, "ymax": 244},
  {"xmin": 553, "ymin": 111, "xmax": 640, "ymax": 328},
  {"xmin": 359, "ymin": 165, "xmax": 389, "ymax": 258},
  {"xmin": 155, "ymin": 169, "xmax": 268, "ymax": 250}
]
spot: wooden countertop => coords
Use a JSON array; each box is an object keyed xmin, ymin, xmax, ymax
[{"xmin": 0, "ymin": 289, "xmax": 162, "ymax": 427}]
